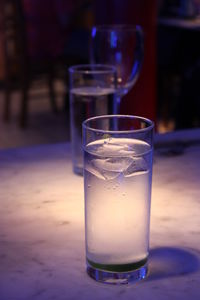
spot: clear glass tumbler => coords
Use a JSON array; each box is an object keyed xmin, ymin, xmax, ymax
[
  {"xmin": 69, "ymin": 65, "xmax": 117, "ymax": 175},
  {"xmin": 82, "ymin": 115, "xmax": 154, "ymax": 284}
]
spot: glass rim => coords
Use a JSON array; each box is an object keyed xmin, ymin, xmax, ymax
[
  {"xmin": 91, "ymin": 24, "xmax": 142, "ymax": 33},
  {"xmin": 82, "ymin": 115, "xmax": 154, "ymax": 134},
  {"xmin": 68, "ymin": 64, "xmax": 117, "ymax": 75}
]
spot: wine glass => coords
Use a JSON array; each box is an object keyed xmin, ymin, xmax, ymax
[{"xmin": 90, "ymin": 24, "xmax": 144, "ymax": 113}]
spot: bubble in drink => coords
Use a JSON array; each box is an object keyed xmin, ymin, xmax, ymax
[{"xmin": 84, "ymin": 137, "xmax": 152, "ymax": 269}]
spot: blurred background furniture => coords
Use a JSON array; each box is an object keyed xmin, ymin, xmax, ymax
[
  {"xmin": 0, "ymin": 0, "xmax": 92, "ymax": 128},
  {"xmin": 1, "ymin": 0, "xmax": 59, "ymax": 128},
  {"xmin": 157, "ymin": 0, "xmax": 200, "ymax": 130},
  {"xmin": 0, "ymin": 0, "xmax": 200, "ymax": 149}
]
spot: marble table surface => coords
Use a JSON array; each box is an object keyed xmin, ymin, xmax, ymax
[
  {"xmin": 158, "ymin": 16, "xmax": 200, "ymax": 30},
  {"xmin": 0, "ymin": 128, "xmax": 200, "ymax": 300}
]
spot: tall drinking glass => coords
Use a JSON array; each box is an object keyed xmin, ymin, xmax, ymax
[
  {"xmin": 69, "ymin": 65, "xmax": 117, "ymax": 175},
  {"xmin": 83, "ymin": 115, "xmax": 154, "ymax": 284}
]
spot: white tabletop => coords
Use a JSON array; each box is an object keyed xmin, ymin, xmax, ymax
[
  {"xmin": 0, "ymin": 129, "xmax": 200, "ymax": 300},
  {"xmin": 158, "ymin": 16, "xmax": 200, "ymax": 30}
]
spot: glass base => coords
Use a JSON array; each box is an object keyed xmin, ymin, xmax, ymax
[{"xmin": 86, "ymin": 258, "xmax": 148, "ymax": 284}]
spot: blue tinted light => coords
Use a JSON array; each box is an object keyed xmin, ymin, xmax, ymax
[
  {"xmin": 110, "ymin": 31, "xmax": 117, "ymax": 48},
  {"xmin": 115, "ymin": 52, "xmax": 122, "ymax": 63},
  {"xmin": 91, "ymin": 27, "xmax": 96, "ymax": 38}
]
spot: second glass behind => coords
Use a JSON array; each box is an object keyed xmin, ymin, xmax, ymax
[{"xmin": 69, "ymin": 64, "xmax": 117, "ymax": 175}]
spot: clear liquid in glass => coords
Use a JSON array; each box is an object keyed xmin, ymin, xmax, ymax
[
  {"xmin": 84, "ymin": 137, "xmax": 152, "ymax": 272},
  {"xmin": 70, "ymin": 87, "xmax": 116, "ymax": 175}
]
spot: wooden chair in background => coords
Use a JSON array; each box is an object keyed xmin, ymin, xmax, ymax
[
  {"xmin": 1, "ymin": 0, "xmax": 59, "ymax": 128},
  {"xmin": 1, "ymin": 0, "xmax": 93, "ymax": 128}
]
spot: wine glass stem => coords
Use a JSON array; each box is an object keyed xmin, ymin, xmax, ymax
[
  {"xmin": 112, "ymin": 94, "xmax": 121, "ymax": 130},
  {"xmin": 113, "ymin": 94, "xmax": 121, "ymax": 114}
]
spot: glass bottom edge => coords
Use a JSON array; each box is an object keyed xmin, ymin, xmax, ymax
[
  {"xmin": 86, "ymin": 258, "xmax": 148, "ymax": 285},
  {"xmin": 73, "ymin": 165, "xmax": 83, "ymax": 176}
]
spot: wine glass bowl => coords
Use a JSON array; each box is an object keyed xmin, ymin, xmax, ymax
[{"xmin": 90, "ymin": 24, "xmax": 144, "ymax": 98}]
